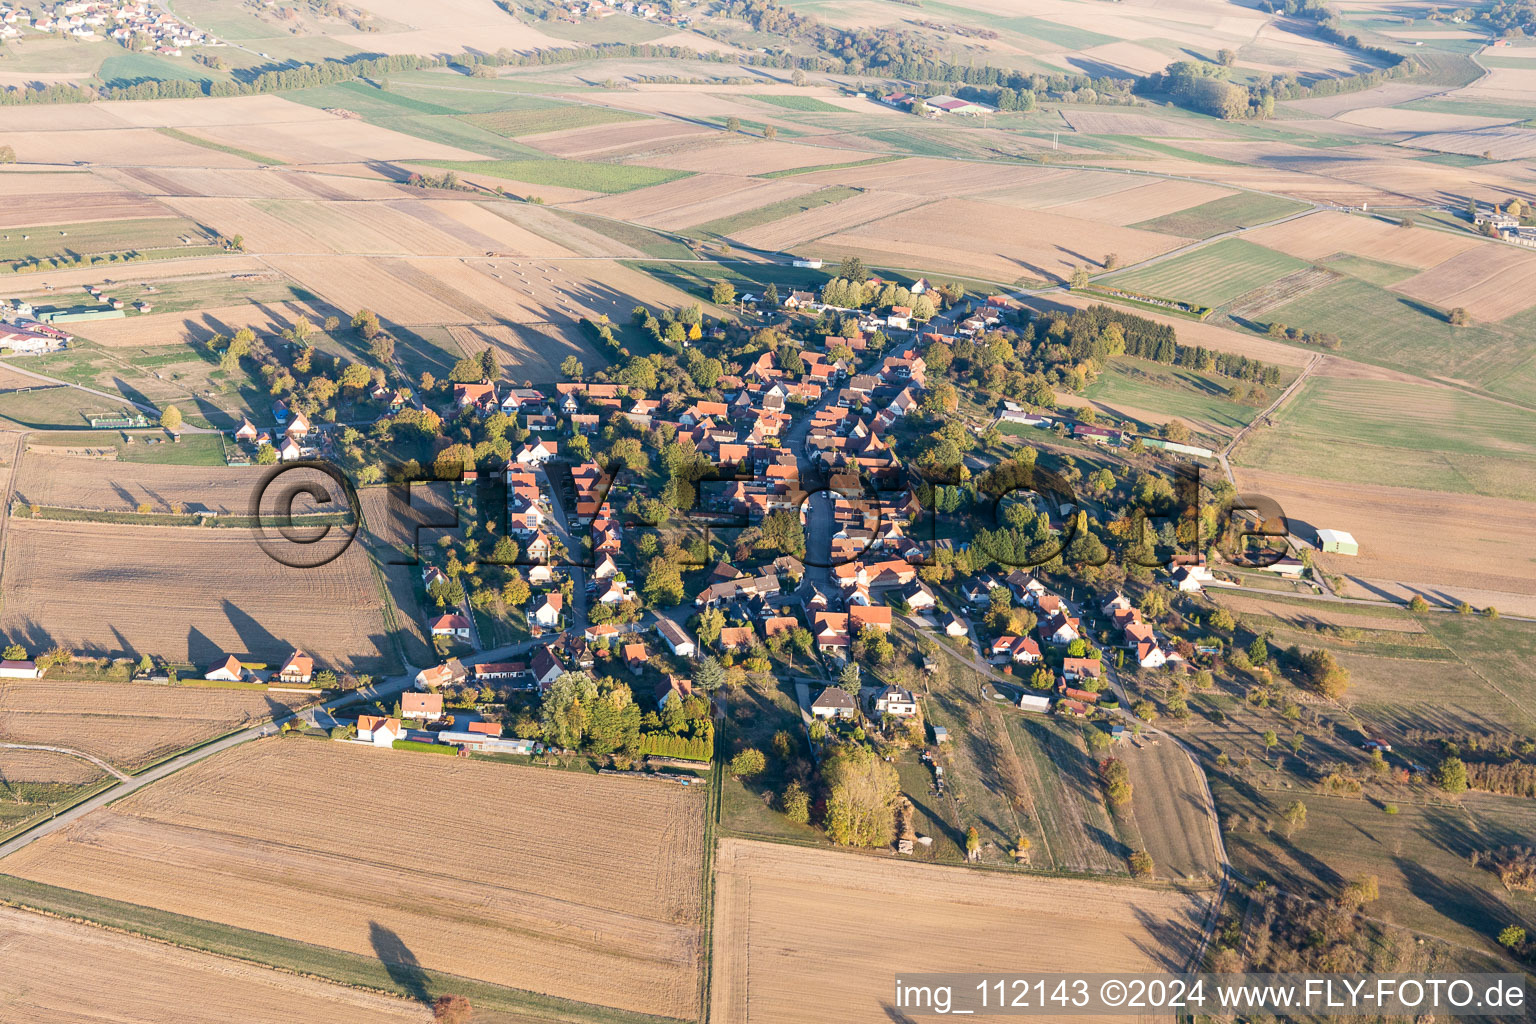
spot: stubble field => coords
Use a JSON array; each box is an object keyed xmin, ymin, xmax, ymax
[
  {"xmin": 1391, "ymin": 243, "xmax": 1536, "ymax": 321},
  {"xmin": 0, "ymin": 680, "xmax": 309, "ymax": 771},
  {"xmin": 1, "ymin": 740, "xmax": 707, "ymax": 1020},
  {"xmin": 710, "ymin": 838, "xmax": 1210, "ymax": 1024},
  {"xmin": 0, "ymin": 906, "xmax": 433, "ymax": 1024},
  {"xmin": 0, "ymin": 518, "xmax": 391, "ymax": 671}
]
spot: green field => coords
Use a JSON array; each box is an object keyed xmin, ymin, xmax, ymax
[
  {"xmin": 99, "ymin": 51, "xmax": 220, "ymax": 88},
  {"xmin": 1081, "ymin": 356, "xmax": 1271, "ymax": 436},
  {"xmin": 1133, "ymin": 191, "xmax": 1311, "ymax": 237},
  {"xmin": 0, "ymin": 218, "xmax": 215, "ymax": 264},
  {"xmin": 755, "ymin": 155, "xmax": 898, "ymax": 179},
  {"xmin": 1263, "ymin": 277, "xmax": 1536, "ymax": 398},
  {"xmin": 1231, "ymin": 376, "xmax": 1536, "ymax": 500},
  {"xmin": 287, "ymin": 80, "xmax": 461, "ymax": 118},
  {"xmin": 417, "ymin": 159, "xmax": 689, "ymax": 194},
  {"xmin": 685, "ymin": 185, "xmax": 861, "ymax": 240},
  {"xmin": 1319, "ymin": 253, "xmax": 1417, "ymax": 286},
  {"xmin": 743, "ymin": 94, "xmax": 846, "ymax": 112},
  {"xmin": 1105, "ymin": 238, "xmax": 1309, "ymax": 308},
  {"xmin": 460, "ymin": 102, "xmax": 643, "ymax": 138}
]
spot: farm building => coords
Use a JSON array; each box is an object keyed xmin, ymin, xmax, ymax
[
  {"xmin": 1316, "ymin": 529, "xmax": 1359, "ymax": 556},
  {"xmin": 0, "ymin": 659, "xmax": 39, "ymax": 679},
  {"xmin": 1018, "ymin": 693, "xmax": 1051, "ymax": 714}
]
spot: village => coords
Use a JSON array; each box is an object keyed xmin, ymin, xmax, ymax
[{"xmin": 0, "ymin": 0, "xmax": 217, "ymax": 49}]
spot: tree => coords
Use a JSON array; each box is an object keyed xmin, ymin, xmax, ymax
[
  {"xmin": 1499, "ymin": 925, "xmax": 1527, "ymax": 950},
  {"xmin": 560, "ymin": 355, "xmax": 583, "ymax": 379},
  {"xmin": 1262, "ymin": 729, "xmax": 1277, "ymax": 760},
  {"xmin": 822, "ymin": 745, "xmax": 899, "ymax": 847},
  {"xmin": 1103, "ymin": 252, "xmax": 1120, "ymax": 270},
  {"xmin": 1407, "ymin": 594, "xmax": 1429, "ymax": 613},
  {"xmin": 256, "ymin": 443, "xmax": 277, "ymax": 465},
  {"xmin": 729, "ymin": 748, "xmax": 766, "ymax": 777},
  {"xmin": 433, "ymin": 994, "xmax": 473, "ymax": 1024},
  {"xmin": 711, "ymin": 280, "xmax": 736, "ymax": 306},
  {"xmin": 1281, "ymin": 800, "xmax": 1308, "ymax": 837},
  {"xmin": 1070, "ymin": 265, "xmax": 1091, "ymax": 289},
  {"xmin": 837, "ymin": 255, "xmax": 868, "ymax": 283},
  {"xmin": 351, "ymin": 308, "xmax": 381, "ymax": 340},
  {"xmin": 838, "ymin": 660, "xmax": 862, "ymax": 697},
  {"xmin": 1129, "ymin": 850, "xmax": 1154, "ymax": 877},
  {"xmin": 781, "ymin": 780, "xmax": 810, "ymax": 822},
  {"xmin": 541, "ymin": 671, "xmax": 598, "ymax": 750},
  {"xmin": 965, "ymin": 826, "xmax": 981, "ymax": 861},
  {"xmin": 2, "ymin": 643, "xmax": 25, "ymax": 661},
  {"xmin": 695, "ymin": 654, "xmax": 726, "ymax": 692},
  {"xmin": 1217, "ymin": 47, "xmax": 1237, "ymax": 65},
  {"xmin": 159, "ymin": 405, "xmax": 182, "ymax": 434},
  {"xmin": 764, "ymin": 125, "xmax": 777, "ymax": 141},
  {"xmin": 696, "ymin": 607, "xmax": 725, "ymax": 648},
  {"xmin": 369, "ymin": 331, "xmax": 395, "ymax": 367},
  {"xmin": 763, "ymin": 282, "xmax": 779, "ymax": 306},
  {"xmin": 0, "ymin": 145, "xmax": 16, "ymax": 164},
  {"xmin": 644, "ymin": 559, "xmax": 684, "ymax": 606},
  {"xmin": 726, "ymin": 115, "xmax": 742, "ymax": 133},
  {"xmin": 1434, "ymin": 755, "xmax": 1468, "ymax": 795},
  {"xmin": 791, "ymin": 68, "xmax": 806, "ymax": 87},
  {"xmin": 1297, "ymin": 648, "xmax": 1350, "ymax": 699},
  {"xmin": 1449, "ymin": 307, "xmax": 1470, "ymax": 326}
]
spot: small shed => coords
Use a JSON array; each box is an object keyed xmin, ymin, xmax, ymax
[
  {"xmin": 932, "ymin": 725, "xmax": 950, "ymax": 743},
  {"xmin": 1316, "ymin": 528, "xmax": 1358, "ymax": 556}
]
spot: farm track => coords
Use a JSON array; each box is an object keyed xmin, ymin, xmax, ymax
[{"xmin": 0, "ymin": 742, "xmax": 130, "ymax": 781}]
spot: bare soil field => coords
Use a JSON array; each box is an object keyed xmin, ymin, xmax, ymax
[
  {"xmin": 972, "ymin": 167, "xmax": 1151, "ymax": 209},
  {"xmin": 1244, "ymin": 210, "xmax": 1478, "ymax": 269},
  {"xmin": 0, "ymin": 191, "xmax": 172, "ymax": 229},
  {"xmin": 12, "ymin": 453, "xmax": 266, "ymax": 514},
  {"xmin": 729, "ymin": 191, "xmax": 931, "ymax": 252},
  {"xmin": 450, "ymin": 322, "xmax": 606, "ymax": 380},
  {"xmin": 321, "ymin": 0, "xmax": 569, "ymax": 54},
  {"xmin": 710, "ymin": 838, "xmax": 1210, "ymax": 1024},
  {"xmin": 0, "ymin": 746, "xmax": 106, "ymax": 784},
  {"xmin": 0, "ymin": 681, "xmax": 308, "ymax": 771},
  {"xmin": 103, "ymin": 165, "xmax": 415, "ymax": 201},
  {"xmin": 2, "ymin": 740, "xmax": 706, "ymax": 1020},
  {"xmin": 1067, "ymin": 41, "xmax": 1184, "ymax": 78},
  {"xmin": 1118, "ymin": 736, "xmax": 1222, "ymax": 883},
  {"xmin": 1231, "ymin": 467, "xmax": 1536, "ymax": 605},
  {"xmin": 524, "ymin": 117, "xmax": 714, "ymax": 160},
  {"xmin": 1449, "ymin": 66, "xmax": 1536, "ymax": 105},
  {"xmin": 816, "ymin": 198, "xmax": 1188, "ymax": 283},
  {"xmin": 569, "ymin": 173, "xmax": 816, "ymax": 231},
  {"xmin": 101, "ymin": 94, "xmax": 352, "ymax": 130},
  {"xmin": 1391, "ymin": 244, "xmax": 1536, "ymax": 321},
  {"xmin": 0, "ymin": 518, "xmax": 390, "ymax": 672},
  {"xmin": 0, "ymin": 907, "xmax": 432, "ymax": 1024}
]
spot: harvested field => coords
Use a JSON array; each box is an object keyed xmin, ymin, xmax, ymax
[
  {"xmin": 1211, "ymin": 592, "xmax": 1426, "ymax": 633},
  {"xmin": 1118, "ymin": 738, "xmax": 1222, "ymax": 883},
  {"xmin": 449, "ymin": 322, "xmax": 606, "ymax": 380},
  {"xmin": 1062, "ymin": 110, "xmax": 1218, "ymax": 137},
  {"xmin": 0, "ymin": 746, "xmax": 106, "ymax": 785},
  {"xmin": 710, "ymin": 838, "xmax": 1211, "ymax": 1024},
  {"xmin": 188, "ymin": 117, "xmax": 487, "ymax": 165},
  {"xmin": 103, "ymin": 165, "xmax": 415, "ymax": 201},
  {"xmin": 262, "ymin": 254, "xmax": 468, "ymax": 325},
  {"xmin": 0, "ymin": 907, "xmax": 431, "ymax": 1024},
  {"xmin": 253, "ymin": 199, "xmax": 473, "ymax": 256},
  {"xmin": 12, "ymin": 453, "xmax": 266, "ymax": 515},
  {"xmin": 521, "ymin": 117, "xmax": 713, "ymax": 160},
  {"xmin": 74, "ymin": 298, "xmax": 340, "ymax": 347},
  {"xmin": 1244, "ymin": 210, "xmax": 1479, "ymax": 269},
  {"xmin": 1225, "ymin": 265, "xmax": 1340, "ymax": 319},
  {"xmin": 1391, "ymin": 244, "xmax": 1536, "ymax": 321},
  {"xmin": 816, "ymin": 198, "xmax": 1188, "ymax": 283},
  {"xmin": 1231, "ymin": 466, "xmax": 1536, "ymax": 605},
  {"xmin": 633, "ymin": 135, "xmax": 869, "ymax": 176},
  {"xmin": 0, "ymin": 518, "xmax": 391, "ymax": 672},
  {"xmin": 568, "ymin": 173, "xmax": 816, "ymax": 231},
  {"xmin": 418, "ymin": 199, "xmax": 577, "ymax": 257},
  {"xmin": 1051, "ymin": 178, "xmax": 1235, "ymax": 226},
  {"xmin": 0, "ymin": 190, "xmax": 171, "ymax": 229},
  {"xmin": 1400, "ymin": 127, "xmax": 1536, "ymax": 160},
  {"xmin": 160, "ymin": 195, "xmax": 332, "ymax": 254},
  {"xmin": 2, "ymin": 740, "xmax": 706, "ymax": 1019},
  {"xmin": 0, "ymin": 681, "xmax": 308, "ymax": 771},
  {"xmin": 729, "ymin": 191, "xmax": 931, "ymax": 252},
  {"xmin": 0, "ymin": 128, "xmax": 255, "ymax": 168},
  {"xmin": 793, "ymin": 156, "xmax": 1040, "ymax": 196}
]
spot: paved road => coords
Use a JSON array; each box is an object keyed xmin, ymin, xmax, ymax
[{"xmin": 0, "ymin": 671, "xmax": 421, "ymax": 861}]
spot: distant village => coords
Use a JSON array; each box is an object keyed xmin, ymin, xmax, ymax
[{"xmin": 0, "ymin": 0, "xmax": 218, "ymax": 51}]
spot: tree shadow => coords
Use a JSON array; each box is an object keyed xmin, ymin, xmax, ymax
[{"xmin": 369, "ymin": 921, "xmax": 432, "ymax": 1005}]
